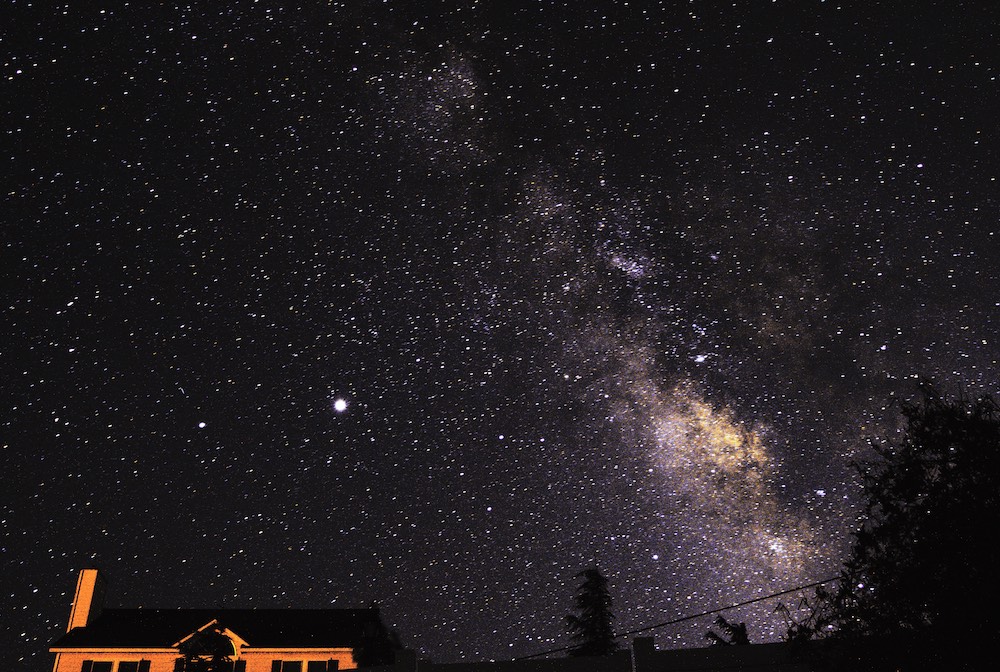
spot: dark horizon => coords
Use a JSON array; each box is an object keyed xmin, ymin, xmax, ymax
[{"xmin": 4, "ymin": 1, "xmax": 999, "ymax": 669}]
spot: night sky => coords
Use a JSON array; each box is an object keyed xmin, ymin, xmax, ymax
[{"xmin": 4, "ymin": 1, "xmax": 999, "ymax": 669}]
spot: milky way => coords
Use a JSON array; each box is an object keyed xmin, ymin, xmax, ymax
[{"xmin": 4, "ymin": 2, "xmax": 999, "ymax": 669}]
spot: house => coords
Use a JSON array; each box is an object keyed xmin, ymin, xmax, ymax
[
  {"xmin": 51, "ymin": 570, "xmax": 893, "ymax": 672},
  {"xmin": 50, "ymin": 570, "xmax": 400, "ymax": 672}
]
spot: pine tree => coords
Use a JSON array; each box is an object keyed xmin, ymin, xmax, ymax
[{"xmin": 564, "ymin": 568, "xmax": 618, "ymax": 657}]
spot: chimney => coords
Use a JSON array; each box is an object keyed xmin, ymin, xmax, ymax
[{"xmin": 67, "ymin": 569, "xmax": 106, "ymax": 631}]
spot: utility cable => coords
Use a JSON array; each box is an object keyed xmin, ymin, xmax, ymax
[{"xmin": 514, "ymin": 576, "xmax": 840, "ymax": 660}]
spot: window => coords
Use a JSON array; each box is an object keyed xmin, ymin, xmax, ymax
[
  {"xmin": 206, "ymin": 663, "xmax": 245, "ymax": 672},
  {"xmin": 81, "ymin": 662, "xmax": 112, "ymax": 672},
  {"xmin": 273, "ymin": 662, "xmax": 335, "ymax": 672},
  {"xmin": 118, "ymin": 662, "xmax": 150, "ymax": 672},
  {"xmin": 272, "ymin": 662, "xmax": 302, "ymax": 672},
  {"xmin": 174, "ymin": 659, "xmax": 239, "ymax": 672}
]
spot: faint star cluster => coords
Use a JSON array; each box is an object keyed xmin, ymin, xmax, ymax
[{"xmin": 3, "ymin": 1, "xmax": 999, "ymax": 669}]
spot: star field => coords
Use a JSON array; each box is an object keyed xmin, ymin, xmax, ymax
[{"xmin": 3, "ymin": 2, "xmax": 999, "ymax": 669}]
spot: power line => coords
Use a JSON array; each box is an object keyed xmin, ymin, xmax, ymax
[{"xmin": 514, "ymin": 576, "xmax": 840, "ymax": 660}]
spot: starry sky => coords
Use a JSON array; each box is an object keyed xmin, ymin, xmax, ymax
[{"xmin": 4, "ymin": 1, "xmax": 999, "ymax": 669}]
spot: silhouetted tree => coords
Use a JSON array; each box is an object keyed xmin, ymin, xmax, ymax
[
  {"xmin": 705, "ymin": 614, "xmax": 749, "ymax": 646},
  {"xmin": 353, "ymin": 604, "xmax": 403, "ymax": 667},
  {"xmin": 775, "ymin": 584, "xmax": 833, "ymax": 644},
  {"xmin": 565, "ymin": 568, "xmax": 618, "ymax": 657},
  {"xmin": 783, "ymin": 381, "xmax": 1000, "ymax": 668}
]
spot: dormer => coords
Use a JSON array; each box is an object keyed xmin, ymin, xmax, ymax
[{"xmin": 174, "ymin": 619, "xmax": 248, "ymax": 667}]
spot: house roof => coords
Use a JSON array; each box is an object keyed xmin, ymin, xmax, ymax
[{"xmin": 51, "ymin": 608, "xmax": 385, "ymax": 650}]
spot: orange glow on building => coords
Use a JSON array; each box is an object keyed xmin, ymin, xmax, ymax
[{"xmin": 50, "ymin": 570, "xmax": 393, "ymax": 672}]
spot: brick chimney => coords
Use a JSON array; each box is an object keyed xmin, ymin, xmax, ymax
[{"xmin": 67, "ymin": 569, "xmax": 106, "ymax": 631}]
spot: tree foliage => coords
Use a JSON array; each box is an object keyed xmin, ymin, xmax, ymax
[
  {"xmin": 704, "ymin": 615, "xmax": 750, "ymax": 646},
  {"xmin": 353, "ymin": 605, "xmax": 403, "ymax": 668},
  {"xmin": 785, "ymin": 382, "xmax": 1000, "ymax": 665},
  {"xmin": 565, "ymin": 568, "xmax": 618, "ymax": 657}
]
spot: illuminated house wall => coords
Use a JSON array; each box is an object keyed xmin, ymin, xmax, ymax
[{"xmin": 50, "ymin": 570, "xmax": 392, "ymax": 672}]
